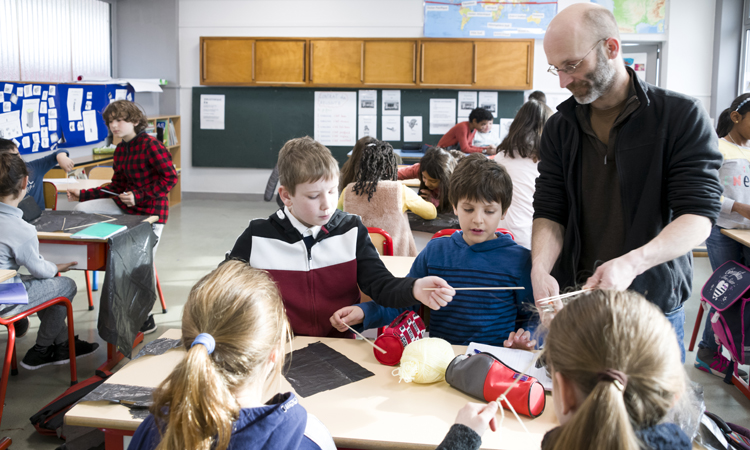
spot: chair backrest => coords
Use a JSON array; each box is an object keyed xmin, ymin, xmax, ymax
[
  {"xmin": 88, "ymin": 167, "xmax": 114, "ymax": 180},
  {"xmin": 42, "ymin": 182, "xmax": 57, "ymax": 210},
  {"xmin": 430, "ymin": 228, "xmax": 516, "ymax": 240},
  {"xmin": 368, "ymin": 227, "xmax": 394, "ymax": 256}
]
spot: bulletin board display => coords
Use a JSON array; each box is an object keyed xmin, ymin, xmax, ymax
[{"xmin": 0, "ymin": 81, "xmax": 135, "ymax": 154}]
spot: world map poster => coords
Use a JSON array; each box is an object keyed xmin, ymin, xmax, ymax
[
  {"xmin": 592, "ymin": 0, "xmax": 666, "ymax": 34},
  {"xmin": 424, "ymin": 1, "xmax": 558, "ymax": 39}
]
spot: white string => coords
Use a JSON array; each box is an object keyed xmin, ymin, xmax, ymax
[{"xmin": 494, "ymin": 351, "xmax": 543, "ymax": 435}]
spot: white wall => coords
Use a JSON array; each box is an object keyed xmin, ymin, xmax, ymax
[{"xmin": 178, "ymin": 0, "xmax": 717, "ymax": 195}]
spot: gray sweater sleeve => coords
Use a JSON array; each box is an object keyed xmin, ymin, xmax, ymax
[
  {"xmin": 15, "ymin": 235, "xmax": 57, "ymax": 279},
  {"xmin": 435, "ymin": 424, "xmax": 482, "ymax": 450}
]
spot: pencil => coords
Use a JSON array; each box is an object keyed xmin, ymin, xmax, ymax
[
  {"xmin": 423, "ymin": 287, "xmax": 524, "ymax": 291},
  {"xmin": 343, "ymin": 323, "xmax": 386, "ymax": 354}
]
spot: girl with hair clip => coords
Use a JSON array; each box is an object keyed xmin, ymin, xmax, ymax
[
  {"xmin": 493, "ymin": 99, "xmax": 553, "ymax": 249},
  {"xmin": 436, "ymin": 290, "xmax": 692, "ymax": 450},
  {"xmin": 338, "ymin": 141, "xmax": 435, "ymax": 256},
  {"xmin": 694, "ymin": 93, "xmax": 750, "ymax": 379},
  {"xmin": 398, "ymin": 147, "xmax": 459, "ymax": 214},
  {"xmin": 127, "ymin": 260, "xmax": 335, "ymax": 450},
  {"xmin": 339, "ymin": 136, "xmax": 378, "ymax": 193}
]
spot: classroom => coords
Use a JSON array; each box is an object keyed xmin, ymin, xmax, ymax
[{"xmin": 1, "ymin": 0, "xmax": 749, "ymax": 449}]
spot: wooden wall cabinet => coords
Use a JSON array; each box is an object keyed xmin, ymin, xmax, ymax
[{"xmin": 200, "ymin": 37, "xmax": 533, "ymax": 90}]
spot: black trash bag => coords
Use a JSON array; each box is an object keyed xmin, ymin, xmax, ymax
[{"xmin": 97, "ymin": 222, "xmax": 156, "ymax": 358}]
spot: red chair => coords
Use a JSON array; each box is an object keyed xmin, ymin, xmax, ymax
[
  {"xmin": 367, "ymin": 227, "xmax": 394, "ymax": 256},
  {"xmin": 0, "ymin": 296, "xmax": 77, "ymax": 426},
  {"xmin": 430, "ymin": 228, "xmax": 516, "ymax": 241},
  {"xmin": 688, "ymin": 301, "xmax": 707, "ymax": 352}
]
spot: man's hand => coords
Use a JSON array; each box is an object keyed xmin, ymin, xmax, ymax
[
  {"xmin": 56, "ymin": 261, "xmax": 78, "ymax": 272},
  {"xmin": 583, "ymin": 253, "xmax": 640, "ymax": 291},
  {"xmin": 329, "ymin": 306, "xmax": 364, "ymax": 333},
  {"xmin": 454, "ymin": 402, "xmax": 499, "ymax": 437},
  {"xmin": 413, "ymin": 276, "xmax": 455, "ymax": 310},
  {"xmin": 531, "ymin": 267, "xmax": 562, "ymax": 326},
  {"xmin": 66, "ymin": 188, "xmax": 80, "ymax": 202},
  {"xmin": 503, "ymin": 328, "xmax": 536, "ymax": 350},
  {"xmin": 119, "ymin": 191, "xmax": 136, "ymax": 207},
  {"xmin": 56, "ymin": 153, "xmax": 75, "ymax": 173}
]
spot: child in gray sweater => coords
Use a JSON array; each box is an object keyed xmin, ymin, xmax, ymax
[{"xmin": 0, "ymin": 151, "xmax": 98, "ymax": 370}]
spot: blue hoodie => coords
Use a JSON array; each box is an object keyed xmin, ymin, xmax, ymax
[
  {"xmin": 127, "ymin": 393, "xmax": 334, "ymax": 450},
  {"xmin": 358, "ymin": 231, "xmax": 534, "ymax": 346},
  {"xmin": 24, "ymin": 149, "xmax": 69, "ymax": 209}
]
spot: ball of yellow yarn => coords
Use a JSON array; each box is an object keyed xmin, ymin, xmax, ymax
[{"xmin": 396, "ymin": 338, "xmax": 455, "ymax": 384}]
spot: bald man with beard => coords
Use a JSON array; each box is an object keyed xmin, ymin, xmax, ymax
[{"xmin": 530, "ymin": 3, "xmax": 722, "ymax": 361}]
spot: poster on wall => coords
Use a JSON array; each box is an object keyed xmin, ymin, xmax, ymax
[
  {"xmin": 623, "ymin": 53, "xmax": 647, "ymax": 81},
  {"xmin": 314, "ymin": 91, "xmax": 357, "ymax": 146},
  {"xmin": 200, "ymin": 94, "xmax": 226, "ymax": 130}
]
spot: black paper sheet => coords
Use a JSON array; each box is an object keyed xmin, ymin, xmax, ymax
[
  {"xmin": 407, "ymin": 211, "xmax": 459, "ymax": 233},
  {"xmin": 32, "ymin": 210, "xmax": 151, "ymax": 232},
  {"xmin": 283, "ymin": 342, "xmax": 374, "ymax": 398},
  {"xmin": 133, "ymin": 337, "xmax": 182, "ymax": 360},
  {"xmin": 81, "ymin": 383, "xmax": 154, "ymax": 420}
]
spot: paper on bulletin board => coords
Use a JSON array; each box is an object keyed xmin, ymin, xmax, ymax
[
  {"xmin": 358, "ymin": 115, "xmax": 377, "ymax": 139},
  {"xmin": 314, "ymin": 91, "xmax": 356, "ymax": 146},
  {"xmin": 478, "ymin": 91, "xmax": 498, "ymax": 115},
  {"xmin": 67, "ymin": 88, "xmax": 84, "ymax": 122},
  {"xmin": 403, "ymin": 116, "xmax": 423, "ymax": 142},
  {"xmin": 200, "ymin": 94, "xmax": 225, "ymax": 130},
  {"xmin": 458, "ymin": 91, "xmax": 477, "ymax": 119},
  {"xmin": 382, "ymin": 90, "xmax": 401, "ymax": 116},
  {"xmin": 0, "ymin": 111, "xmax": 22, "ymax": 139},
  {"xmin": 358, "ymin": 90, "xmax": 377, "ymax": 116},
  {"xmin": 430, "ymin": 98, "xmax": 456, "ymax": 135},
  {"xmin": 83, "ymin": 110, "xmax": 98, "ymax": 143},
  {"xmin": 21, "ymin": 99, "xmax": 41, "ymax": 134},
  {"xmin": 382, "ymin": 115, "xmax": 400, "ymax": 141}
]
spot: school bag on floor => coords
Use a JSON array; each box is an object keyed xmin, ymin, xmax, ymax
[{"xmin": 700, "ymin": 260, "xmax": 750, "ymax": 379}]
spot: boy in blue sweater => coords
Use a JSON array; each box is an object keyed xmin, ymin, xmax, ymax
[
  {"xmin": 0, "ymin": 139, "xmax": 75, "ymax": 210},
  {"xmin": 330, "ymin": 154, "xmax": 536, "ymax": 348}
]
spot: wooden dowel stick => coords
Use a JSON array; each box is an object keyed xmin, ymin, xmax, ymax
[
  {"xmin": 537, "ymin": 288, "xmax": 592, "ymax": 304},
  {"xmin": 423, "ymin": 287, "xmax": 524, "ymax": 291},
  {"xmin": 343, "ymin": 323, "xmax": 386, "ymax": 354}
]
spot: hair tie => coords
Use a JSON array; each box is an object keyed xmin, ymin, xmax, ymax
[
  {"xmin": 191, "ymin": 333, "xmax": 216, "ymax": 355},
  {"xmin": 736, "ymin": 98, "xmax": 750, "ymax": 112},
  {"xmin": 597, "ymin": 369, "xmax": 628, "ymax": 392}
]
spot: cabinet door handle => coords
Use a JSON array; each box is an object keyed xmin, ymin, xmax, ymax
[
  {"xmin": 310, "ymin": 42, "xmax": 314, "ymax": 82},
  {"xmin": 202, "ymin": 40, "xmax": 207, "ymax": 82},
  {"xmin": 361, "ymin": 42, "xmax": 365, "ymax": 83},
  {"xmin": 252, "ymin": 41, "xmax": 256, "ymax": 81},
  {"xmin": 473, "ymin": 43, "xmax": 477, "ymax": 84},
  {"xmin": 420, "ymin": 43, "xmax": 425, "ymax": 83},
  {"xmin": 412, "ymin": 42, "xmax": 416, "ymax": 83},
  {"xmin": 526, "ymin": 44, "xmax": 531, "ymax": 85}
]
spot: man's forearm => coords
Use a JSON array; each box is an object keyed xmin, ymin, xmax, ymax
[
  {"xmin": 531, "ymin": 218, "xmax": 565, "ymax": 274},
  {"xmin": 622, "ymin": 214, "xmax": 711, "ymax": 276}
]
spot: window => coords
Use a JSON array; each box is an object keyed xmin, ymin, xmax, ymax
[
  {"xmin": 741, "ymin": 1, "xmax": 750, "ymax": 93},
  {"xmin": 0, "ymin": 0, "xmax": 110, "ymax": 82}
]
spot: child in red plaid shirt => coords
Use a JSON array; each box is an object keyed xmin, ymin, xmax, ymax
[{"xmin": 67, "ymin": 101, "xmax": 177, "ymax": 333}]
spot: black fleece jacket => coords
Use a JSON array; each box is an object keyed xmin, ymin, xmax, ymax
[{"xmin": 533, "ymin": 68, "xmax": 722, "ymax": 313}]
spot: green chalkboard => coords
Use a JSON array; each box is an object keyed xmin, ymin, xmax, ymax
[{"xmin": 192, "ymin": 87, "xmax": 524, "ymax": 169}]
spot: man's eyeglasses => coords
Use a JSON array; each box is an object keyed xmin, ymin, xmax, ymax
[{"xmin": 547, "ymin": 38, "xmax": 608, "ymax": 76}]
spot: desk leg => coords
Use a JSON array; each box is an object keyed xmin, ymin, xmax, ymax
[
  {"xmin": 102, "ymin": 428, "xmax": 133, "ymax": 450},
  {"xmin": 732, "ymin": 372, "xmax": 750, "ymax": 402},
  {"xmin": 97, "ymin": 332, "xmax": 145, "ymax": 373}
]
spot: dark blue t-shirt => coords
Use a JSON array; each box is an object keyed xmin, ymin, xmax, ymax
[{"xmin": 24, "ymin": 149, "xmax": 68, "ymax": 209}]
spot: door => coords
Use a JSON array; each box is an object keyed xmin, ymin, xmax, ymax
[
  {"xmin": 255, "ymin": 40, "xmax": 307, "ymax": 84},
  {"xmin": 475, "ymin": 40, "xmax": 532, "ymax": 89},
  {"xmin": 364, "ymin": 40, "xmax": 418, "ymax": 85},
  {"xmin": 310, "ymin": 40, "xmax": 363, "ymax": 85},
  {"xmin": 420, "ymin": 41, "xmax": 474, "ymax": 86},
  {"xmin": 201, "ymin": 38, "xmax": 254, "ymax": 85}
]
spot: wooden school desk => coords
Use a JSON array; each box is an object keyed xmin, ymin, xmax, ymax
[
  {"xmin": 36, "ymin": 212, "xmax": 158, "ymax": 372},
  {"xmin": 44, "ymin": 178, "xmax": 110, "ymax": 193},
  {"xmin": 398, "ymin": 165, "xmax": 421, "ymax": 188},
  {"xmin": 0, "ymin": 270, "xmax": 16, "ymax": 283},
  {"xmin": 45, "ymin": 153, "xmax": 114, "ymax": 178},
  {"xmin": 65, "ymin": 329, "xmax": 558, "ymax": 450}
]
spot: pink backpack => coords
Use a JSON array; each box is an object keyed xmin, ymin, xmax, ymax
[{"xmin": 701, "ymin": 260, "xmax": 750, "ymax": 376}]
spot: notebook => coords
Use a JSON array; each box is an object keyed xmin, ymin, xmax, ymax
[
  {"xmin": 71, "ymin": 222, "xmax": 127, "ymax": 240},
  {"xmin": 0, "ymin": 283, "xmax": 29, "ymax": 305}
]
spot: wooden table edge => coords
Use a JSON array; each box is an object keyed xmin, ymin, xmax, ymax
[{"xmin": 37, "ymin": 216, "xmax": 158, "ymax": 241}]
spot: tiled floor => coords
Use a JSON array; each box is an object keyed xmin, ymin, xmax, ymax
[{"xmin": 1, "ymin": 198, "xmax": 748, "ymax": 448}]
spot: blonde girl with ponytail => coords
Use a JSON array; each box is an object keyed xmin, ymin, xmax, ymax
[{"xmin": 127, "ymin": 261, "xmax": 335, "ymax": 450}]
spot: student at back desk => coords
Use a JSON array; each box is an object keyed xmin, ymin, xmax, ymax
[
  {"xmin": 331, "ymin": 154, "xmax": 536, "ymax": 348},
  {"xmin": 438, "ymin": 108, "xmax": 496, "ymax": 155},
  {"xmin": 226, "ymin": 137, "xmax": 455, "ymax": 338}
]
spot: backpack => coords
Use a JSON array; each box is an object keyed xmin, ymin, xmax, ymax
[{"xmin": 701, "ymin": 260, "xmax": 750, "ymax": 375}]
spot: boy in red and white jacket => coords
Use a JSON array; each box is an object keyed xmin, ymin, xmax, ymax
[{"xmin": 226, "ymin": 136, "xmax": 455, "ymax": 337}]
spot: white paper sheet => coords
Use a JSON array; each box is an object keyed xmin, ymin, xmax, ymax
[
  {"xmin": 40, "ymin": 116, "xmax": 45, "ymax": 126},
  {"xmin": 48, "ymin": 108, "xmax": 57, "ymax": 119},
  {"xmin": 21, "ymin": 136, "xmax": 29, "ymax": 148},
  {"xmin": 23, "ymin": 85, "xmax": 32, "ymax": 97},
  {"xmin": 358, "ymin": 90, "xmax": 377, "ymax": 116},
  {"xmin": 0, "ymin": 111, "xmax": 22, "ymax": 139},
  {"xmin": 41, "ymin": 137, "xmax": 49, "ymax": 149},
  {"xmin": 479, "ymin": 91, "xmax": 499, "ymax": 114},
  {"xmin": 499, "ymin": 118, "xmax": 513, "ymax": 143},
  {"xmin": 314, "ymin": 91, "xmax": 357, "ymax": 146},
  {"xmin": 40, "ymin": 102, "xmax": 47, "ymax": 114},
  {"xmin": 32, "ymin": 85, "xmax": 41, "ymax": 96},
  {"xmin": 42, "ymin": 91, "xmax": 48, "ymax": 101},
  {"xmin": 10, "ymin": 94, "xmax": 17, "ymax": 104},
  {"xmin": 458, "ymin": 91, "xmax": 478, "ymax": 119},
  {"xmin": 466, "ymin": 342, "xmax": 552, "ymax": 391},
  {"xmin": 85, "ymin": 101, "xmax": 92, "ymax": 111},
  {"xmin": 382, "ymin": 90, "xmax": 401, "ymax": 116},
  {"xmin": 86, "ymin": 91, "xmax": 93, "ymax": 100},
  {"xmin": 16, "ymin": 87, "xmax": 23, "ymax": 97},
  {"xmin": 21, "ymin": 99, "xmax": 41, "ymax": 134},
  {"xmin": 50, "ymin": 119, "xmax": 57, "ymax": 131},
  {"xmin": 115, "ymin": 89, "xmax": 127, "ymax": 101},
  {"xmin": 3, "ymin": 84, "xmax": 12, "ymax": 94},
  {"xmin": 50, "ymin": 133, "xmax": 58, "ymax": 143},
  {"xmin": 82, "ymin": 110, "xmax": 98, "ymax": 142},
  {"xmin": 67, "ymin": 88, "xmax": 84, "ymax": 121},
  {"xmin": 358, "ymin": 115, "xmax": 377, "ymax": 139},
  {"xmin": 49, "ymin": 86, "xmax": 56, "ymax": 96},
  {"xmin": 429, "ymin": 98, "xmax": 456, "ymax": 135},
  {"xmin": 382, "ymin": 115, "xmax": 401, "ymax": 141},
  {"xmin": 403, "ymin": 116, "xmax": 423, "ymax": 142},
  {"xmin": 199, "ymin": 94, "xmax": 225, "ymax": 130},
  {"xmin": 2, "ymin": 103, "xmax": 9, "ymax": 113},
  {"xmin": 69, "ymin": 122, "xmax": 75, "ymax": 132},
  {"xmin": 48, "ymin": 97, "xmax": 55, "ymax": 109},
  {"xmin": 32, "ymin": 142, "xmax": 38, "ymax": 152},
  {"xmin": 77, "ymin": 121, "xmax": 84, "ymax": 131}
]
